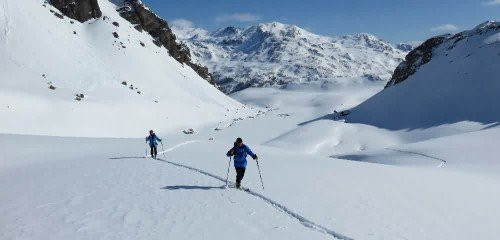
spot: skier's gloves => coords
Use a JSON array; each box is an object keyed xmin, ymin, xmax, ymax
[{"xmin": 252, "ymin": 154, "xmax": 258, "ymax": 160}]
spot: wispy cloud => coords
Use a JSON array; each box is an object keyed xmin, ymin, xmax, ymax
[
  {"xmin": 215, "ymin": 13, "xmax": 262, "ymax": 23},
  {"xmin": 482, "ymin": 0, "xmax": 500, "ymax": 6},
  {"xmin": 170, "ymin": 19, "xmax": 194, "ymax": 29},
  {"xmin": 430, "ymin": 24, "xmax": 459, "ymax": 33}
]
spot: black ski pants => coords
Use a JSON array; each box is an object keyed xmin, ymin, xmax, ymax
[
  {"xmin": 150, "ymin": 146, "xmax": 158, "ymax": 157},
  {"xmin": 235, "ymin": 167, "xmax": 246, "ymax": 184}
]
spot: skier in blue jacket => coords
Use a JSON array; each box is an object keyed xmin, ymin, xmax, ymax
[
  {"xmin": 146, "ymin": 130, "xmax": 162, "ymax": 158},
  {"xmin": 226, "ymin": 137, "xmax": 258, "ymax": 188}
]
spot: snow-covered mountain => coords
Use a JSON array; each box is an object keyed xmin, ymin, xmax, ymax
[
  {"xmin": 0, "ymin": 0, "xmax": 254, "ymax": 137},
  {"xmin": 395, "ymin": 41, "xmax": 422, "ymax": 52},
  {"xmin": 3, "ymin": 1, "xmax": 500, "ymax": 238},
  {"xmin": 348, "ymin": 21, "xmax": 500, "ymax": 130},
  {"xmin": 173, "ymin": 22, "xmax": 407, "ymax": 93}
]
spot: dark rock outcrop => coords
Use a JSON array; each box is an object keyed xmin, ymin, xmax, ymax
[
  {"xmin": 385, "ymin": 35, "xmax": 449, "ymax": 88},
  {"xmin": 50, "ymin": 0, "xmax": 102, "ymax": 22},
  {"xmin": 115, "ymin": 0, "xmax": 215, "ymax": 85},
  {"xmin": 386, "ymin": 21, "xmax": 499, "ymax": 88}
]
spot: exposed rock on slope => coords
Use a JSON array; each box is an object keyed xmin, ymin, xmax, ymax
[
  {"xmin": 50, "ymin": 0, "xmax": 102, "ymax": 22},
  {"xmin": 386, "ymin": 21, "xmax": 499, "ymax": 88},
  {"xmin": 50, "ymin": 0, "xmax": 214, "ymax": 85},
  {"xmin": 386, "ymin": 36, "xmax": 450, "ymax": 88},
  {"xmin": 174, "ymin": 22, "xmax": 407, "ymax": 93},
  {"xmin": 115, "ymin": 0, "xmax": 214, "ymax": 84},
  {"xmin": 348, "ymin": 21, "xmax": 500, "ymax": 130},
  {"xmin": 0, "ymin": 0, "xmax": 249, "ymax": 137}
]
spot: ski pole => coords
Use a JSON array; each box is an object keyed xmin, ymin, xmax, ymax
[
  {"xmin": 256, "ymin": 158, "xmax": 265, "ymax": 190},
  {"xmin": 160, "ymin": 141, "xmax": 166, "ymax": 159},
  {"xmin": 225, "ymin": 157, "xmax": 232, "ymax": 187}
]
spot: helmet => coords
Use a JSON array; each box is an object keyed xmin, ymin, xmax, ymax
[{"xmin": 236, "ymin": 137, "xmax": 243, "ymax": 143}]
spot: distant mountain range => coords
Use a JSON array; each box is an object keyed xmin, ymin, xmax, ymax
[{"xmin": 173, "ymin": 22, "xmax": 409, "ymax": 93}]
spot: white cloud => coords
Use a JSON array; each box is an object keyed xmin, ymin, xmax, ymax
[
  {"xmin": 430, "ymin": 24, "xmax": 459, "ymax": 33},
  {"xmin": 483, "ymin": 0, "xmax": 500, "ymax": 5},
  {"xmin": 170, "ymin": 19, "xmax": 194, "ymax": 29},
  {"xmin": 215, "ymin": 13, "xmax": 262, "ymax": 23}
]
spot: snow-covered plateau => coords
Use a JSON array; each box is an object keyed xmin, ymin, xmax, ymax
[{"xmin": 1, "ymin": 0, "xmax": 500, "ymax": 240}]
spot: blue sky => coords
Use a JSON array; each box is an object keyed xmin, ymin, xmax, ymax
[{"xmin": 140, "ymin": 0, "xmax": 500, "ymax": 43}]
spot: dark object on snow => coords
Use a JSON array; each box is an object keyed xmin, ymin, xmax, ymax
[
  {"xmin": 48, "ymin": 85, "xmax": 56, "ymax": 90},
  {"xmin": 121, "ymin": 81, "xmax": 127, "ymax": 85},
  {"xmin": 50, "ymin": 0, "xmax": 102, "ymax": 23},
  {"xmin": 140, "ymin": 41, "xmax": 145, "ymax": 47},
  {"xmin": 333, "ymin": 110, "xmax": 351, "ymax": 119},
  {"xmin": 112, "ymin": 21, "xmax": 119, "ymax": 27},
  {"xmin": 53, "ymin": 12, "xmax": 64, "ymax": 19},
  {"xmin": 183, "ymin": 128, "xmax": 195, "ymax": 134},
  {"xmin": 113, "ymin": 32, "xmax": 119, "ymax": 38},
  {"xmin": 340, "ymin": 110, "xmax": 351, "ymax": 116},
  {"xmin": 75, "ymin": 93, "xmax": 84, "ymax": 101}
]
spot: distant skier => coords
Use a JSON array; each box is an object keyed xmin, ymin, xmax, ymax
[
  {"xmin": 146, "ymin": 130, "xmax": 162, "ymax": 158},
  {"xmin": 226, "ymin": 137, "xmax": 258, "ymax": 189}
]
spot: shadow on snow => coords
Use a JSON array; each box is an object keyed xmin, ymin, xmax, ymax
[{"xmin": 161, "ymin": 185, "xmax": 226, "ymax": 190}]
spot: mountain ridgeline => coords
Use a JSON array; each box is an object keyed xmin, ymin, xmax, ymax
[
  {"xmin": 348, "ymin": 21, "xmax": 500, "ymax": 130},
  {"xmin": 174, "ymin": 22, "xmax": 408, "ymax": 93},
  {"xmin": 386, "ymin": 21, "xmax": 500, "ymax": 88},
  {"xmin": 49, "ymin": 0, "xmax": 214, "ymax": 85}
]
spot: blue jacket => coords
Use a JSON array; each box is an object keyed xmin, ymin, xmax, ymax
[
  {"xmin": 146, "ymin": 134, "xmax": 162, "ymax": 147},
  {"xmin": 227, "ymin": 144, "xmax": 256, "ymax": 168}
]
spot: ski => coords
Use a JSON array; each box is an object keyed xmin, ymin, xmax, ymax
[{"xmin": 227, "ymin": 184, "xmax": 250, "ymax": 191}]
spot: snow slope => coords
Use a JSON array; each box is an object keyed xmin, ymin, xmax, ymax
[
  {"xmin": 2, "ymin": 80, "xmax": 500, "ymax": 239},
  {"xmin": 0, "ymin": 0, "xmax": 255, "ymax": 137},
  {"xmin": 348, "ymin": 21, "xmax": 500, "ymax": 130},
  {"xmin": 2, "ymin": 2, "xmax": 500, "ymax": 239},
  {"xmin": 173, "ymin": 22, "xmax": 407, "ymax": 93}
]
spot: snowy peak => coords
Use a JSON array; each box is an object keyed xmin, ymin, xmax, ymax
[
  {"xmin": 349, "ymin": 21, "xmax": 500, "ymax": 130},
  {"xmin": 174, "ymin": 22, "xmax": 407, "ymax": 93},
  {"xmin": 387, "ymin": 21, "xmax": 499, "ymax": 88},
  {"xmin": 212, "ymin": 26, "xmax": 241, "ymax": 37}
]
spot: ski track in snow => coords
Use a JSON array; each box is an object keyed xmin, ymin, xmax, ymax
[
  {"xmin": 384, "ymin": 147, "xmax": 447, "ymax": 168},
  {"xmin": 147, "ymin": 140, "xmax": 200, "ymax": 157},
  {"xmin": 111, "ymin": 140, "xmax": 353, "ymax": 240},
  {"xmin": 0, "ymin": 0, "xmax": 11, "ymax": 43}
]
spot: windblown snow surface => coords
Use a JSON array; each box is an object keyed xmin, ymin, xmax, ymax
[{"xmin": 2, "ymin": 1, "xmax": 500, "ymax": 240}]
